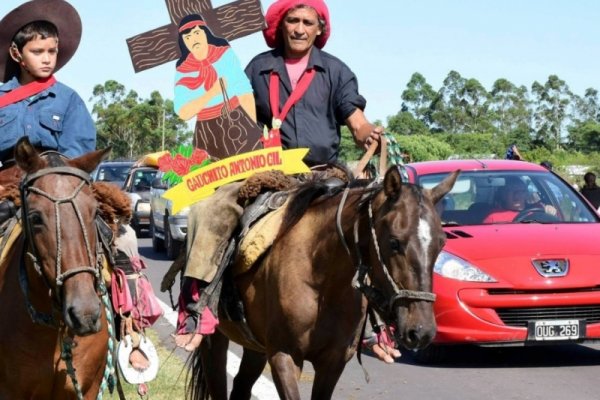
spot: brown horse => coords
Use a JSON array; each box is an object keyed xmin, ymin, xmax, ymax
[
  {"xmin": 189, "ymin": 166, "xmax": 459, "ymax": 399},
  {"xmin": 0, "ymin": 138, "xmax": 113, "ymax": 399}
]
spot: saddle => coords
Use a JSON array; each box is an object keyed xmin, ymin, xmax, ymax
[{"xmin": 233, "ymin": 191, "xmax": 289, "ymax": 276}]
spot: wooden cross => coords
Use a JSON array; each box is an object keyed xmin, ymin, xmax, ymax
[{"xmin": 127, "ymin": 0, "xmax": 265, "ymax": 73}]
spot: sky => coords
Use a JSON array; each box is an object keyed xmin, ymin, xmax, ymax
[{"xmin": 3, "ymin": 0, "xmax": 600, "ymax": 124}]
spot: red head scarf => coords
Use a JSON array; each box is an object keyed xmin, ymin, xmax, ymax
[
  {"xmin": 175, "ymin": 45, "xmax": 229, "ymax": 90},
  {"xmin": 263, "ymin": 0, "xmax": 331, "ymax": 49}
]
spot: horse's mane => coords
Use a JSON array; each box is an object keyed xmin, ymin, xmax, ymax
[
  {"xmin": 92, "ymin": 182, "xmax": 132, "ymax": 234},
  {"xmin": 277, "ymin": 176, "xmax": 381, "ymax": 240}
]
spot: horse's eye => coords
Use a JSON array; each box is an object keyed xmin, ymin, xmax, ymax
[
  {"xmin": 390, "ymin": 238, "xmax": 404, "ymax": 253},
  {"xmin": 28, "ymin": 211, "xmax": 44, "ymax": 226}
]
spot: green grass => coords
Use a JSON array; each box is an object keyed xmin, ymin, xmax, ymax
[{"xmin": 109, "ymin": 329, "xmax": 189, "ymax": 399}]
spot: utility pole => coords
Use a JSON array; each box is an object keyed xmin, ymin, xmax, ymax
[{"xmin": 161, "ymin": 107, "xmax": 166, "ymax": 151}]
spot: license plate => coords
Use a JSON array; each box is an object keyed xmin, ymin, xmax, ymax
[{"xmin": 527, "ymin": 320, "xmax": 583, "ymax": 341}]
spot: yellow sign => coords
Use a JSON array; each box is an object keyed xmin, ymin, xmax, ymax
[{"xmin": 163, "ymin": 147, "xmax": 310, "ymax": 214}]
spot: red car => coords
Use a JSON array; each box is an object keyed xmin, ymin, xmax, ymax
[{"xmin": 402, "ymin": 159, "xmax": 600, "ymax": 362}]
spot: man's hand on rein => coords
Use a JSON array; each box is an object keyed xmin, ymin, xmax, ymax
[{"xmin": 363, "ymin": 125, "xmax": 383, "ymax": 152}]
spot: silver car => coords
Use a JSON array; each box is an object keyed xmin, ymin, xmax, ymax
[
  {"xmin": 91, "ymin": 160, "xmax": 134, "ymax": 188},
  {"xmin": 123, "ymin": 166, "xmax": 158, "ymax": 236}
]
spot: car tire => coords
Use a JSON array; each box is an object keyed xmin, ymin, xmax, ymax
[
  {"xmin": 150, "ymin": 213, "xmax": 164, "ymax": 252},
  {"xmin": 165, "ymin": 217, "xmax": 182, "ymax": 260}
]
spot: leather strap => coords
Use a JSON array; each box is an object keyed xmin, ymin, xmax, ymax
[{"xmin": 353, "ymin": 136, "xmax": 389, "ymax": 179}]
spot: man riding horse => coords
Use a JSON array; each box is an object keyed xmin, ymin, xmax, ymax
[{"xmin": 171, "ymin": 0, "xmax": 400, "ymax": 363}]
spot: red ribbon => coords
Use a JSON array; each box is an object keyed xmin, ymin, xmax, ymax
[{"xmin": 0, "ymin": 75, "xmax": 56, "ymax": 108}]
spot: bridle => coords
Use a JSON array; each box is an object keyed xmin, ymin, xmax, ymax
[
  {"xmin": 18, "ymin": 157, "xmax": 103, "ymax": 327},
  {"xmin": 335, "ymin": 180, "xmax": 436, "ymax": 319}
]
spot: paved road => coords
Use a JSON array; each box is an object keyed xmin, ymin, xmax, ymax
[{"xmin": 139, "ymin": 237, "xmax": 600, "ymax": 400}]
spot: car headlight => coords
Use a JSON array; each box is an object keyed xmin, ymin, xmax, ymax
[
  {"xmin": 434, "ymin": 251, "xmax": 497, "ymax": 282},
  {"xmin": 136, "ymin": 201, "xmax": 151, "ymax": 214}
]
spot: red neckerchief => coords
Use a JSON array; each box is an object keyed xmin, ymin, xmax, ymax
[
  {"xmin": 175, "ymin": 45, "xmax": 229, "ymax": 90},
  {"xmin": 264, "ymin": 68, "xmax": 316, "ymax": 147},
  {"xmin": 0, "ymin": 75, "xmax": 56, "ymax": 108}
]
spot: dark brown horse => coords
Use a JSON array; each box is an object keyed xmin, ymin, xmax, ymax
[
  {"xmin": 0, "ymin": 138, "xmax": 113, "ymax": 399},
  {"xmin": 189, "ymin": 166, "xmax": 459, "ymax": 399}
]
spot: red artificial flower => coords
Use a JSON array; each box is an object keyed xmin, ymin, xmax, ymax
[
  {"xmin": 190, "ymin": 148, "xmax": 209, "ymax": 165},
  {"xmin": 172, "ymin": 154, "xmax": 193, "ymax": 176},
  {"xmin": 158, "ymin": 153, "xmax": 174, "ymax": 172}
]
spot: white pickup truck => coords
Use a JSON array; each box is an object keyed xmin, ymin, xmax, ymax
[{"xmin": 149, "ymin": 171, "xmax": 190, "ymax": 259}]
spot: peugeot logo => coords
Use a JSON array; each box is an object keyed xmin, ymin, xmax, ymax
[{"xmin": 532, "ymin": 259, "xmax": 569, "ymax": 277}]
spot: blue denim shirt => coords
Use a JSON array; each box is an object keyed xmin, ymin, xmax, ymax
[
  {"xmin": 245, "ymin": 47, "xmax": 366, "ymax": 166},
  {"xmin": 0, "ymin": 77, "xmax": 96, "ymax": 161}
]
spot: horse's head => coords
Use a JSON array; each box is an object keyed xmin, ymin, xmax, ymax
[
  {"xmin": 366, "ymin": 166, "xmax": 459, "ymax": 350},
  {"xmin": 15, "ymin": 137, "xmax": 110, "ymax": 335}
]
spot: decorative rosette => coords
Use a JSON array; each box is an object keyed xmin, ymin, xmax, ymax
[{"xmin": 157, "ymin": 145, "xmax": 212, "ymax": 186}]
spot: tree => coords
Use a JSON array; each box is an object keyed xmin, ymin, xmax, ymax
[
  {"xmin": 90, "ymin": 80, "xmax": 191, "ymax": 159},
  {"xmin": 531, "ymin": 75, "xmax": 573, "ymax": 150},
  {"xmin": 430, "ymin": 71, "xmax": 491, "ymax": 134},
  {"xmin": 571, "ymin": 88, "xmax": 600, "ymax": 124},
  {"xmin": 387, "ymin": 111, "xmax": 429, "ymax": 136},
  {"xmin": 430, "ymin": 70, "xmax": 466, "ymax": 133},
  {"xmin": 568, "ymin": 120, "xmax": 600, "ymax": 152},
  {"xmin": 393, "ymin": 133, "xmax": 453, "ymax": 162},
  {"xmin": 401, "ymin": 72, "xmax": 436, "ymax": 127},
  {"xmin": 460, "ymin": 78, "xmax": 492, "ymax": 133},
  {"xmin": 438, "ymin": 132, "xmax": 504, "ymax": 158},
  {"xmin": 489, "ymin": 78, "xmax": 531, "ymax": 139}
]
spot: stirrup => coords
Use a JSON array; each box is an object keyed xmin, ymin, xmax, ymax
[{"xmin": 117, "ymin": 334, "xmax": 159, "ymax": 384}]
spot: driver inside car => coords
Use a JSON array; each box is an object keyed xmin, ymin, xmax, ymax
[{"xmin": 483, "ymin": 177, "xmax": 557, "ymax": 223}]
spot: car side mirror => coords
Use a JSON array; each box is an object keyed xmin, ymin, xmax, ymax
[{"xmin": 151, "ymin": 177, "xmax": 168, "ymax": 190}]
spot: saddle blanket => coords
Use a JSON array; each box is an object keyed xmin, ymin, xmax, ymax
[
  {"xmin": 233, "ymin": 202, "xmax": 288, "ymax": 276},
  {"xmin": 0, "ymin": 220, "xmax": 21, "ymax": 268}
]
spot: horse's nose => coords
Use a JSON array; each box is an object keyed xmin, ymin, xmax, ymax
[
  {"xmin": 66, "ymin": 300, "xmax": 102, "ymax": 335},
  {"xmin": 406, "ymin": 324, "xmax": 436, "ymax": 349}
]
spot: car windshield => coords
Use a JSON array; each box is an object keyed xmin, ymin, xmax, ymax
[
  {"xmin": 419, "ymin": 170, "xmax": 599, "ymax": 225},
  {"xmin": 131, "ymin": 169, "xmax": 158, "ymax": 192},
  {"xmin": 94, "ymin": 164, "xmax": 132, "ymax": 187}
]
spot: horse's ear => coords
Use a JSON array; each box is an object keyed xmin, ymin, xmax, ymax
[
  {"xmin": 14, "ymin": 136, "xmax": 43, "ymax": 174},
  {"xmin": 427, "ymin": 170, "xmax": 460, "ymax": 204},
  {"xmin": 383, "ymin": 166, "xmax": 404, "ymax": 200},
  {"xmin": 69, "ymin": 147, "xmax": 112, "ymax": 173}
]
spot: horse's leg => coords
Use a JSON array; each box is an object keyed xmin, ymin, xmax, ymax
[
  {"xmin": 310, "ymin": 356, "xmax": 348, "ymax": 400},
  {"xmin": 200, "ymin": 330, "xmax": 229, "ymax": 400},
  {"xmin": 268, "ymin": 352, "xmax": 302, "ymax": 400},
  {"xmin": 230, "ymin": 348, "xmax": 267, "ymax": 400}
]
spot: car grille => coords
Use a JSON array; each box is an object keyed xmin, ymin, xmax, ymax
[{"xmin": 497, "ymin": 306, "xmax": 600, "ymax": 327}]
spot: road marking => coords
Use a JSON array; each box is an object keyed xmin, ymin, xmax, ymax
[{"xmin": 157, "ymin": 298, "xmax": 278, "ymax": 399}]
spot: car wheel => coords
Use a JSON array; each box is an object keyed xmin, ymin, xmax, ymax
[
  {"xmin": 411, "ymin": 344, "xmax": 447, "ymax": 364},
  {"xmin": 150, "ymin": 213, "xmax": 164, "ymax": 252},
  {"xmin": 165, "ymin": 217, "xmax": 182, "ymax": 260}
]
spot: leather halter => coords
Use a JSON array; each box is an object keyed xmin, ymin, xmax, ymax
[
  {"xmin": 18, "ymin": 159, "xmax": 102, "ymax": 327},
  {"xmin": 335, "ymin": 181, "xmax": 436, "ymax": 318}
]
